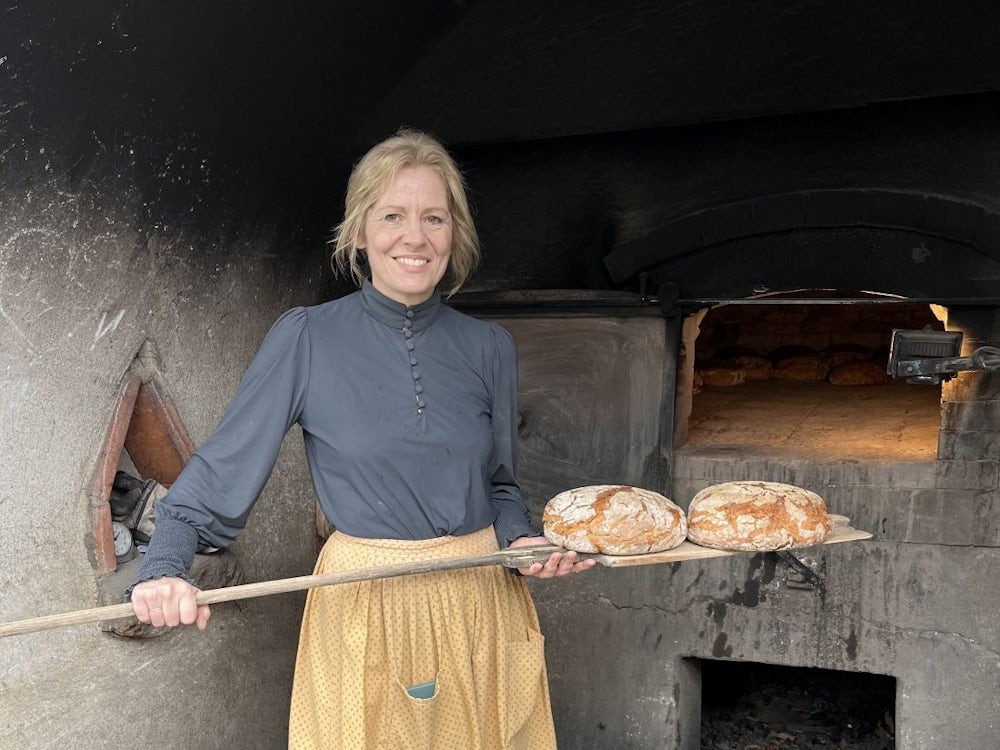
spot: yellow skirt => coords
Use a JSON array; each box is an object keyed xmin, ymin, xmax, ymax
[{"xmin": 287, "ymin": 526, "xmax": 557, "ymax": 750}]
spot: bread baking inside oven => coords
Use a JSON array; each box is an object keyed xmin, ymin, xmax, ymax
[
  {"xmin": 543, "ymin": 485, "xmax": 688, "ymax": 555},
  {"xmin": 686, "ymin": 480, "xmax": 833, "ymax": 551},
  {"xmin": 696, "ymin": 362, "xmax": 747, "ymax": 387},
  {"xmin": 828, "ymin": 358, "xmax": 891, "ymax": 385}
]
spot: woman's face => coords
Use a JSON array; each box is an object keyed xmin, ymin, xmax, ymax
[{"xmin": 359, "ymin": 165, "xmax": 452, "ymax": 307}]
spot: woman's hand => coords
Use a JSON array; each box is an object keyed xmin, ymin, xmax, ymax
[
  {"xmin": 508, "ymin": 535, "xmax": 597, "ymax": 578},
  {"xmin": 130, "ymin": 577, "xmax": 211, "ymax": 631}
]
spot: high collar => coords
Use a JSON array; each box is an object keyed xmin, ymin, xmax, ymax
[{"xmin": 359, "ymin": 280, "xmax": 443, "ymax": 331}]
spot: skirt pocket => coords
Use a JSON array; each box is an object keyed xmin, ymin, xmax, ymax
[
  {"xmin": 386, "ymin": 672, "xmax": 444, "ymax": 750},
  {"xmin": 501, "ymin": 628, "xmax": 547, "ymax": 745}
]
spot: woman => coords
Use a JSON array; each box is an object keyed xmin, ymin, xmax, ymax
[{"xmin": 130, "ymin": 129, "xmax": 594, "ymax": 749}]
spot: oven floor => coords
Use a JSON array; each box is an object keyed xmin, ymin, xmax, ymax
[{"xmin": 684, "ymin": 379, "xmax": 941, "ymax": 460}]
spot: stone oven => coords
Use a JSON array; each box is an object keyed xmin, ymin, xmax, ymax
[
  {"xmin": 4, "ymin": 4, "xmax": 1000, "ymax": 750},
  {"xmin": 451, "ymin": 190, "xmax": 1000, "ymax": 749}
]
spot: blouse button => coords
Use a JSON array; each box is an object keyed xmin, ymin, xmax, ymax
[
  {"xmin": 402, "ymin": 319, "xmax": 411, "ymax": 330},
  {"xmin": 409, "ymin": 357, "xmax": 417, "ymax": 366},
  {"xmin": 414, "ymin": 384, "xmax": 424, "ymax": 394},
  {"xmin": 406, "ymin": 310, "xmax": 414, "ymax": 319},
  {"xmin": 411, "ymin": 369, "xmax": 421, "ymax": 380},
  {"xmin": 416, "ymin": 397, "xmax": 426, "ymax": 408},
  {"xmin": 404, "ymin": 329, "xmax": 413, "ymax": 339},
  {"xmin": 406, "ymin": 341, "xmax": 415, "ymax": 351}
]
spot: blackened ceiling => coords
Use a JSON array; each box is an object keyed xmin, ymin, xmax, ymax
[{"xmin": 4, "ymin": 1, "xmax": 1000, "ymax": 293}]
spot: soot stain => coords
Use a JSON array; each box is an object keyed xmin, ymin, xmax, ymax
[
  {"xmin": 685, "ymin": 568, "xmax": 704, "ymax": 593},
  {"xmin": 731, "ymin": 554, "xmax": 776, "ymax": 608},
  {"xmin": 712, "ymin": 632, "xmax": 733, "ymax": 658},
  {"xmin": 706, "ymin": 600, "xmax": 727, "ymax": 625},
  {"xmin": 846, "ymin": 625, "xmax": 858, "ymax": 660}
]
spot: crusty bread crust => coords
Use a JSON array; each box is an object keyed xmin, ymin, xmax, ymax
[
  {"xmin": 828, "ymin": 359, "xmax": 890, "ymax": 386},
  {"xmin": 697, "ymin": 364, "xmax": 747, "ymax": 387},
  {"xmin": 543, "ymin": 485, "xmax": 687, "ymax": 555},
  {"xmin": 687, "ymin": 480, "xmax": 833, "ymax": 551},
  {"xmin": 772, "ymin": 354, "xmax": 829, "ymax": 382}
]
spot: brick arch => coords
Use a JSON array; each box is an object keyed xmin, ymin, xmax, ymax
[{"xmin": 603, "ymin": 189, "xmax": 1000, "ymax": 295}]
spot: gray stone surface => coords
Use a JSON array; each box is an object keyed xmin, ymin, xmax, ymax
[
  {"xmin": 530, "ymin": 542, "xmax": 1000, "ymax": 750},
  {"xmin": 501, "ymin": 314, "xmax": 1000, "ymax": 749},
  {"xmin": 0, "ymin": 183, "xmax": 325, "ymax": 749}
]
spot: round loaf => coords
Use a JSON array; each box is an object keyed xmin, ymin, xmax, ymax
[
  {"xmin": 821, "ymin": 343, "xmax": 871, "ymax": 368},
  {"xmin": 691, "ymin": 371, "xmax": 704, "ymax": 395},
  {"xmin": 772, "ymin": 354, "xmax": 829, "ymax": 382},
  {"xmin": 697, "ymin": 363, "xmax": 746, "ymax": 387},
  {"xmin": 543, "ymin": 485, "xmax": 687, "ymax": 555},
  {"xmin": 712, "ymin": 348, "xmax": 772, "ymax": 382},
  {"xmin": 687, "ymin": 481, "xmax": 833, "ymax": 551},
  {"xmin": 733, "ymin": 355, "xmax": 773, "ymax": 382},
  {"xmin": 828, "ymin": 359, "xmax": 890, "ymax": 386}
]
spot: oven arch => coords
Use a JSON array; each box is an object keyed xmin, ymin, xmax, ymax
[{"xmin": 604, "ymin": 189, "xmax": 1000, "ymax": 300}]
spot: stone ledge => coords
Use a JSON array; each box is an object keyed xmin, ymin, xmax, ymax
[
  {"xmin": 938, "ymin": 430, "xmax": 1000, "ymax": 461},
  {"xmin": 935, "ymin": 460, "xmax": 999, "ymax": 490},
  {"xmin": 673, "ymin": 453, "xmax": 938, "ymax": 489}
]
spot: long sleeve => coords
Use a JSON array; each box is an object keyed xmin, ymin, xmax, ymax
[
  {"xmin": 132, "ymin": 307, "xmax": 311, "ymax": 586},
  {"xmin": 487, "ymin": 323, "xmax": 542, "ymax": 548}
]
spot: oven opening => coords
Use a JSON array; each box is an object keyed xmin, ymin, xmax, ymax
[
  {"xmin": 698, "ymin": 659, "xmax": 896, "ymax": 750},
  {"xmin": 676, "ymin": 290, "xmax": 947, "ymax": 461}
]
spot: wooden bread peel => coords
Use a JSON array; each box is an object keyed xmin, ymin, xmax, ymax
[{"xmin": 0, "ymin": 516, "xmax": 869, "ymax": 639}]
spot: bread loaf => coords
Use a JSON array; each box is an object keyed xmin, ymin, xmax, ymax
[
  {"xmin": 821, "ymin": 343, "xmax": 871, "ymax": 368},
  {"xmin": 691, "ymin": 371, "xmax": 704, "ymax": 395},
  {"xmin": 732, "ymin": 355, "xmax": 773, "ymax": 382},
  {"xmin": 772, "ymin": 354, "xmax": 829, "ymax": 382},
  {"xmin": 828, "ymin": 359, "xmax": 890, "ymax": 386},
  {"xmin": 543, "ymin": 485, "xmax": 687, "ymax": 555},
  {"xmin": 712, "ymin": 348, "xmax": 772, "ymax": 382},
  {"xmin": 696, "ymin": 363, "xmax": 747, "ymax": 387},
  {"xmin": 686, "ymin": 481, "xmax": 833, "ymax": 551}
]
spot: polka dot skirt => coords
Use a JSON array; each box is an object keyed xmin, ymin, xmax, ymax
[{"xmin": 288, "ymin": 526, "xmax": 557, "ymax": 750}]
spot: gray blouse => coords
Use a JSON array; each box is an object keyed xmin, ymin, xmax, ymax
[{"xmin": 133, "ymin": 282, "xmax": 539, "ymax": 585}]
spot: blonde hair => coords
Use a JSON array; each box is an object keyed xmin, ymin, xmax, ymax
[{"xmin": 331, "ymin": 129, "xmax": 480, "ymax": 297}]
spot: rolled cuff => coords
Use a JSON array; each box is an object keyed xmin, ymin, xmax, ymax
[
  {"xmin": 493, "ymin": 513, "xmax": 542, "ymax": 550},
  {"xmin": 126, "ymin": 518, "xmax": 200, "ymax": 600}
]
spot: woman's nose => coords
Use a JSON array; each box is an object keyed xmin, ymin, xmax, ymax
[{"xmin": 402, "ymin": 216, "xmax": 427, "ymax": 245}]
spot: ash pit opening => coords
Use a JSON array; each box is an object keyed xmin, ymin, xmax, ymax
[
  {"xmin": 677, "ymin": 291, "xmax": 946, "ymax": 461},
  {"xmin": 700, "ymin": 660, "xmax": 896, "ymax": 750}
]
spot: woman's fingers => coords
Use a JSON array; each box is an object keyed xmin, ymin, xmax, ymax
[
  {"xmin": 520, "ymin": 551, "xmax": 596, "ymax": 578},
  {"xmin": 177, "ymin": 589, "xmax": 201, "ymax": 627},
  {"xmin": 131, "ymin": 577, "xmax": 209, "ymax": 630},
  {"xmin": 195, "ymin": 605, "xmax": 212, "ymax": 631}
]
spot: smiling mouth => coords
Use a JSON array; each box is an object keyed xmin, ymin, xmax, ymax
[{"xmin": 395, "ymin": 257, "xmax": 429, "ymax": 267}]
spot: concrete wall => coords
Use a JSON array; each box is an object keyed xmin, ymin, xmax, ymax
[
  {"xmin": 2, "ymin": 193, "xmax": 998, "ymax": 750},
  {"xmin": 500, "ymin": 310, "xmax": 999, "ymax": 749},
  {"xmin": 4, "ymin": 37, "xmax": 1000, "ymax": 747},
  {"xmin": 536, "ymin": 540, "xmax": 1000, "ymax": 750},
  {"xmin": 0, "ymin": 177, "xmax": 328, "ymax": 747},
  {"xmin": 459, "ymin": 95, "xmax": 1000, "ymax": 296}
]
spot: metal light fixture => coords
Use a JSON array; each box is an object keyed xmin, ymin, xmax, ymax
[{"xmin": 887, "ymin": 328, "xmax": 1000, "ymax": 384}]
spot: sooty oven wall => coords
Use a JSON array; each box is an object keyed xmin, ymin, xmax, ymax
[
  {"xmin": 482, "ymin": 305, "xmax": 1000, "ymax": 750},
  {"xmin": 461, "ymin": 97, "xmax": 1000, "ymax": 749},
  {"xmin": 4, "ymin": 7, "xmax": 1000, "ymax": 744}
]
